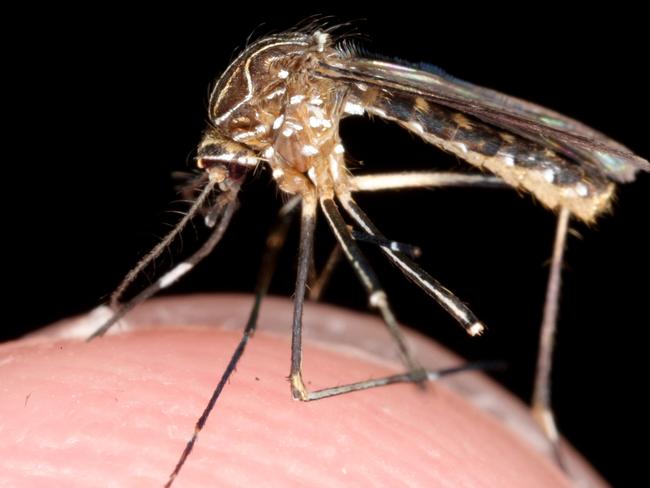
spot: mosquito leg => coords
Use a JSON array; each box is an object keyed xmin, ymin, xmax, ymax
[
  {"xmin": 295, "ymin": 361, "xmax": 498, "ymax": 402},
  {"xmin": 165, "ymin": 196, "xmax": 300, "ymax": 488},
  {"xmin": 351, "ymin": 230, "xmax": 421, "ymax": 258},
  {"xmin": 532, "ymin": 206, "xmax": 571, "ymax": 470},
  {"xmin": 307, "ymin": 171, "xmax": 500, "ymax": 302},
  {"xmin": 319, "ymin": 197, "xmax": 423, "ymax": 373},
  {"xmin": 338, "ymin": 191, "xmax": 484, "ymax": 336},
  {"xmin": 347, "ymin": 171, "xmax": 498, "ymax": 334},
  {"xmin": 109, "ymin": 175, "xmax": 219, "ymax": 310},
  {"xmin": 242, "ymin": 196, "xmax": 301, "ymax": 333},
  {"xmin": 289, "ymin": 189, "xmax": 319, "ymax": 400},
  {"xmin": 87, "ymin": 187, "xmax": 240, "ymax": 340},
  {"xmin": 307, "ymin": 171, "xmax": 501, "ymax": 306},
  {"xmin": 308, "ymin": 244, "xmax": 343, "ymax": 301},
  {"xmin": 308, "ymin": 231, "xmax": 420, "ymax": 302},
  {"xmin": 350, "ymin": 171, "xmax": 506, "ymax": 193},
  {"xmin": 287, "ymin": 194, "xmax": 488, "ymax": 402}
]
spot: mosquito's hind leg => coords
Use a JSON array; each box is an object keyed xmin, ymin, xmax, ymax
[
  {"xmin": 337, "ymin": 190, "xmax": 484, "ymax": 337},
  {"xmin": 308, "ymin": 234, "xmax": 419, "ymax": 302},
  {"xmin": 320, "ymin": 197, "xmax": 423, "ymax": 373},
  {"xmin": 532, "ymin": 206, "xmax": 571, "ymax": 470},
  {"xmin": 307, "ymin": 171, "xmax": 505, "ymax": 302},
  {"xmin": 350, "ymin": 171, "xmax": 505, "ymax": 192}
]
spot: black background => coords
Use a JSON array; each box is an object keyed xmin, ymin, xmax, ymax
[{"xmin": 5, "ymin": 5, "xmax": 648, "ymax": 486}]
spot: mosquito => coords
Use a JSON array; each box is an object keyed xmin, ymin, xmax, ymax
[{"xmin": 88, "ymin": 22, "xmax": 648, "ymax": 485}]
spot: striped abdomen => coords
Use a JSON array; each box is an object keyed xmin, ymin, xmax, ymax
[{"xmin": 348, "ymin": 89, "xmax": 614, "ymax": 222}]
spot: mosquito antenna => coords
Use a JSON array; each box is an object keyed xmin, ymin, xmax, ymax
[
  {"xmin": 88, "ymin": 186, "xmax": 240, "ymax": 340},
  {"xmin": 109, "ymin": 177, "xmax": 219, "ymax": 309}
]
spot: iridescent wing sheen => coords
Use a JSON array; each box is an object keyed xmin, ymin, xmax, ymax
[{"xmin": 318, "ymin": 57, "xmax": 649, "ymax": 182}]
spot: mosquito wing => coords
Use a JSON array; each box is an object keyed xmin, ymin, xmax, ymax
[{"xmin": 318, "ymin": 57, "xmax": 649, "ymax": 183}]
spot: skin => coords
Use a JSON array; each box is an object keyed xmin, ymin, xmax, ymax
[{"xmin": 0, "ymin": 294, "xmax": 607, "ymax": 487}]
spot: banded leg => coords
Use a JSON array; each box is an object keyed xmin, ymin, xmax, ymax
[
  {"xmin": 351, "ymin": 230, "xmax": 422, "ymax": 258},
  {"xmin": 309, "ymin": 230, "xmax": 421, "ymax": 302},
  {"xmin": 165, "ymin": 196, "xmax": 300, "ymax": 487},
  {"xmin": 88, "ymin": 187, "xmax": 240, "ymax": 340},
  {"xmin": 532, "ymin": 206, "xmax": 571, "ymax": 469},
  {"xmin": 338, "ymin": 191, "xmax": 484, "ymax": 336},
  {"xmin": 309, "ymin": 232, "xmax": 420, "ymax": 302},
  {"xmin": 307, "ymin": 171, "xmax": 504, "ymax": 301},
  {"xmin": 289, "ymin": 194, "xmax": 490, "ymax": 401},
  {"xmin": 320, "ymin": 197, "xmax": 422, "ymax": 373}
]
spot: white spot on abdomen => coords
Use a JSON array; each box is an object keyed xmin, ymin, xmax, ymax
[
  {"xmin": 576, "ymin": 182, "xmax": 589, "ymax": 197},
  {"xmin": 543, "ymin": 168, "xmax": 555, "ymax": 183},
  {"xmin": 409, "ymin": 121, "xmax": 424, "ymax": 134}
]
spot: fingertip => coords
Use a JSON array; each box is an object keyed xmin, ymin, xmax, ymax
[{"xmin": 1, "ymin": 295, "xmax": 605, "ymax": 486}]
